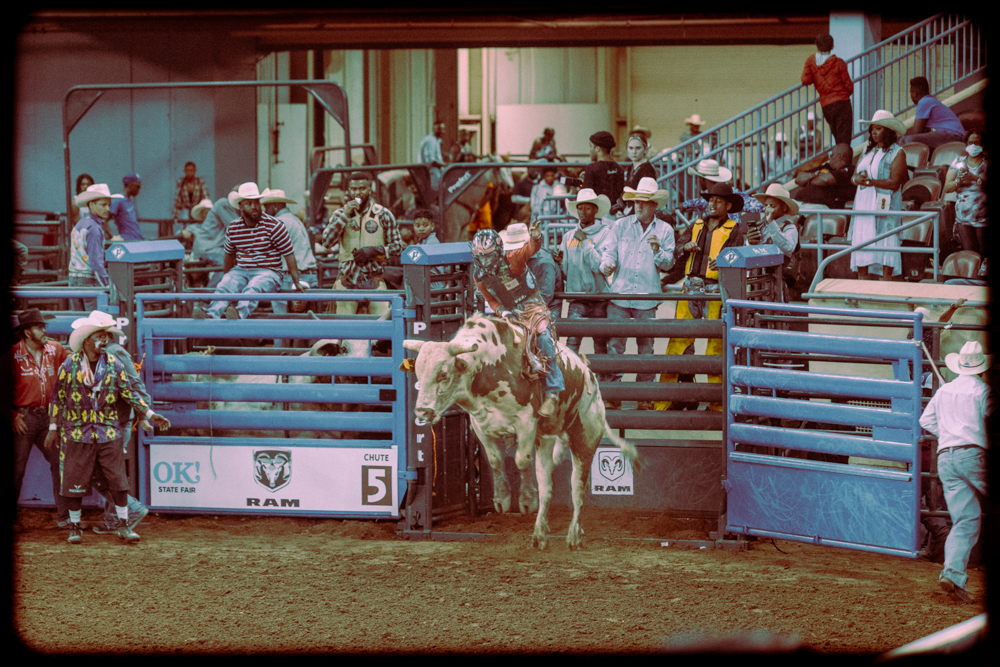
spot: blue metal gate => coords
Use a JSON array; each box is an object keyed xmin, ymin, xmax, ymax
[
  {"xmin": 724, "ymin": 300, "xmax": 924, "ymax": 558},
  {"xmin": 136, "ymin": 292, "xmax": 412, "ymax": 519}
]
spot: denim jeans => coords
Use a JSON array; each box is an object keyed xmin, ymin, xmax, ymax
[
  {"xmin": 938, "ymin": 446, "xmax": 988, "ymax": 589},
  {"xmin": 68, "ymin": 273, "xmax": 101, "ymax": 312},
  {"xmin": 13, "ymin": 408, "xmax": 68, "ymax": 523},
  {"xmin": 207, "ymin": 267, "xmax": 283, "ymax": 319},
  {"xmin": 566, "ymin": 300, "xmax": 609, "ymax": 356},
  {"xmin": 535, "ymin": 327, "xmax": 565, "ymax": 395},
  {"xmin": 606, "ymin": 303, "xmax": 657, "ymax": 383}
]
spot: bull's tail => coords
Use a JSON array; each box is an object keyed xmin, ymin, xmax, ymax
[{"xmin": 603, "ymin": 423, "xmax": 644, "ymax": 473}]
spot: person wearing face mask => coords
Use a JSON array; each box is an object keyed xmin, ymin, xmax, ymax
[
  {"xmin": 801, "ymin": 33, "xmax": 854, "ymax": 145},
  {"xmin": 944, "ymin": 131, "xmax": 988, "ymax": 256},
  {"xmin": 44, "ymin": 311, "xmax": 170, "ymax": 544}
]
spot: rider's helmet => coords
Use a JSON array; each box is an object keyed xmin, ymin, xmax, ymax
[{"xmin": 471, "ymin": 229, "xmax": 505, "ymax": 273}]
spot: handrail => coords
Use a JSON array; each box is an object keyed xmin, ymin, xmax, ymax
[
  {"xmin": 650, "ymin": 14, "xmax": 984, "ymax": 204},
  {"xmin": 806, "ymin": 210, "xmax": 940, "ymax": 292}
]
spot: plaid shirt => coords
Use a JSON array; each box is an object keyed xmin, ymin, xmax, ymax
[
  {"xmin": 173, "ymin": 176, "xmax": 211, "ymax": 219},
  {"xmin": 323, "ymin": 202, "xmax": 402, "ymax": 287},
  {"xmin": 49, "ymin": 351, "xmax": 150, "ymax": 445}
]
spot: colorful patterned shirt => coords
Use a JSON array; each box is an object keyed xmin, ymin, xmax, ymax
[
  {"xmin": 49, "ymin": 351, "xmax": 151, "ymax": 445},
  {"xmin": 69, "ymin": 212, "xmax": 109, "ymax": 285},
  {"xmin": 173, "ymin": 176, "xmax": 211, "ymax": 219}
]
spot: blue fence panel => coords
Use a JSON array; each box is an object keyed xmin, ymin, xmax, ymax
[
  {"xmin": 724, "ymin": 300, "xmax": 923, "ymax": 558},
  {"xmin": 135, "ymin": 292, "xmax": 413, "ymax": 520}
]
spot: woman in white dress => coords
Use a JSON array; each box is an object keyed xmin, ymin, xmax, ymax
[{"xmin": 850, "ymin": 110, "xmax": 908, "ymax": 280}]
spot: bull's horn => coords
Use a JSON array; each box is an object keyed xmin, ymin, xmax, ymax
[
  {"xmin": 403, "ymin": 340, "xmax": 427, "ymax": 352},
  {"xmin": 447, "ymin": 341, "xmax": 479, "ymax": 356}
]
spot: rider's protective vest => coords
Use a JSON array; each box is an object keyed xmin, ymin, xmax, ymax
[{"xmin": 479, "ymin": 259, "xmax": 545, "ymax": 312}]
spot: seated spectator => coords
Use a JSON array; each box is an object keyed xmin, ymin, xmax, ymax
[
  {"xmin": 529, "ymin": 127, "xmax": 560, "ymax": 161},
  {"xmin": 681, "ymin": 160, "xmax": 765, "ymax": 227},
  {"xmin": 766, "ymin": 133, "xmax": 795, "ymax": 181},
  {"xmin": 791, "ymin": 143, "xmax": 857, "ymax": 209},
  {"xmin": 553, "ymin": 189, "xmax": 614, "ymax": 370},
  {"xmin": 584, "ymin": 131, "xmax": 626, "ymax": 219},
  {"xmin": 193, "ymin": 182, "xmax": 303, "ymax": 321},
  {"xmin": 109, "ymin": 173, "xmax": 144, "ymax": 241},
  {"xmin": 944, "ymin": 131, "xmax": 988, "ymax": 256},
  {"xmin": 530, "ymin": 166, "xmax": 566, "ymax": 219},
  {"xmin": 902, "ymin": 76, "xmax": 966, "ymax": 151},
  {"xmin": 600, "ymin": 178, "xmax": 676, "ymax": 410},
  {"xmin": 501, "ymin": 223, "xmax": 563, "ymax": 321}
]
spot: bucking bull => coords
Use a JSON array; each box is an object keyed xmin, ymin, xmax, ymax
[{"xmin": 402, "ymin": 312, "xmax": 642, "ymax": 550}]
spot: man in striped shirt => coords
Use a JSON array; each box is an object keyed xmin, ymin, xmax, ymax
[{"xmin": 194, "ymin": 182, "xmax": 302, "ymax": 320}]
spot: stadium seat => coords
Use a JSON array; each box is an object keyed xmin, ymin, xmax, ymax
[
  {"xmin": 898, "ymin": 213, "xmax": 934, "ymax": 282},
  {"xmin": 901, "ymin": 175, "xmax": 942, "ymax": 203},
  {"xmin": 902, "ymin": 143, "xmax": 929, "ymax": 177},
  {"xmin": 915, "ymin": 141, "xmax": 967, "ymax": 182},
  {"xmin": 939, "ymin": 250, "xmax": 981, "ymax": 280},
  {"xmin": 801, "ymin": 212, "xmax": 846, "ymax": 242}
]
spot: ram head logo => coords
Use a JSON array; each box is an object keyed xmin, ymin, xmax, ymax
[
  {"xmin": 598, "ymin": 451, "xmax": 625, "ymax": 482},
  {"xmin": 254, "ymin": 450, "xmax": 292, "ymax": 492}
]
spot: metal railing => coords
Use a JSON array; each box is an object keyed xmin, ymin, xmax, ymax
[
  {"xmin": 651, "ymin": 14, "xmax": 985, "ymax": 203},
  {"xmin": 804, "ymin": 209, "xmax": 941, "ymax": 292}
]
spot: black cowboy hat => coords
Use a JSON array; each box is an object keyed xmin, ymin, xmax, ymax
[
  {"xmin": 15, "ymin": 308, "xmax": 54, "ymax": 331},
  {"xmin": 701, "ymin": 182, "xmax": 744, "ymax": 213}
]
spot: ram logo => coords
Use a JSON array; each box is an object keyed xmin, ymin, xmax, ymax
[
  {"xmin": 598, "ymin": 450, "xmax": 625, "ymax": 482},
  {"xmin": 254, "ymin": 450, "xmax": 291, "ymax": 492}
]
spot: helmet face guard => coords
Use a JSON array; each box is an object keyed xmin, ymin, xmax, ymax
[{"xmin": 471, "ymin": 229, "xmax": 504, "ymax": 271}]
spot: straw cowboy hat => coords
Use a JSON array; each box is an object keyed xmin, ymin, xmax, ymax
[
  {"xmin": 860, "ymin": 109, "xmax": 907, "ymax": 137},
  {"xmin": 260, "ymin": 188, "xmax": 297, "ymax": 205},
  {"xmin": 228, "ymin": 182, "xmax": 265, "ymax": 207},
  {"xmin": 701, "ymin": 182, "xmax": 744, "ymax": 213},
  {"xmin": 190, "ymin": 198, "xmax": 214, "ymax": 222},
  {"xmin": 684, "ymin": 114, "xmax": 704, "ymax": 127},
  {"xmin": 945, "ymin": 341, "xmax": 993, "ymax": 376},
  {"xmin": 499, "ymin": 223, "xmax": 531, "ymax": 251},
  {"xmin": 753, "ymin": 183, "xmax": 800, "ymax": 217},
  {"xmin": 623, "ymin": 176, "xmax": 669, "ymax": 203},
  {"xmin": 567, "ymin": 188, "xmax": 611, "ymax": 220},
  {"xmin": 69, "ymin": 310, "xmax": 124, "ymax": 353},
  {"xmin": 687, "ymin": 159, "xmax": 733, "ymax": 183},
  {"xmin": 75, "ymin": 184, "xmax": 124, "ymax": 206}
]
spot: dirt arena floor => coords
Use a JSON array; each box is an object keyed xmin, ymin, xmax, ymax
[{"xmin": 12, "ymin": 506, "xmax": 985, "ymax": 656}]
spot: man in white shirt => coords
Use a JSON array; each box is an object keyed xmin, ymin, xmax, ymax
[{"xmin": 919, "ymin": 341, "xmax": 995, "ymax": 603}]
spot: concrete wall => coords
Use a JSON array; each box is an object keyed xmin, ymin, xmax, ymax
[{"xmin": 15, "ymin": 30, "xmax": 257, "ymax": 222}]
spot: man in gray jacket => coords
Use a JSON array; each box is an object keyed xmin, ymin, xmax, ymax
[{"xmin": 554, "ymin": 189, "xmax": 613, "ymax": 368}]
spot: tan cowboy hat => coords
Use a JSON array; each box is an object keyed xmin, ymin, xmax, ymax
[
  {"xmin": 567, "ymin": 188, "xmax": 611, "ymax": 220},
  {"xmin": 229, "ymin": 182, "xmax": 264, "ymax": 207},
  {"xmin": 860, "ymin": 109, "xmax": 907, "ymax": 137},
  {"xmin": 75, "ymin": 184, "xmax": 125, "ymax": 206},
  {"xmin": 752, "ymin": 183, "xmax": 800, "ymax": 217},
  {"xmin": 623, "ymin": 176, "xmax": 669, "ymax": 203},
  {"xmin": 190, "ymin": 198, "xmax": 214, "ymax": 222},
  {"xmin": 945, "ymin": 341, "xmax": 993, "ymax": 376},
  {"xmin": 260, "ymin": 188, "xmax": 297, "ymax": 205},
  {"xmin": 69, "ymin": 310, "xmax": 124, "ymax": 352},
  {"xmin": 684, "ymin": 114, "xmax": 704, "ymax": 127},
  {"xmin": 499, "ymin": 223, "xmax": 530, "ymax": 251},
  {"xmin": 687, "ymin": 159, "xmax": 733, "ymax": 183}
]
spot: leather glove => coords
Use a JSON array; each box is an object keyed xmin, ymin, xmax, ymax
[
  {"xmin": 500, "ymin": 310, "xmax": 519, "ymax": 322},
  {"xmin": 352, "ymin": 246, "xmax": 384, "ymax": 264}
]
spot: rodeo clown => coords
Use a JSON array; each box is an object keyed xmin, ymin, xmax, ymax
[{"xmin": 470, "ymin": 219, "xmax": 564, "ymax": 419}]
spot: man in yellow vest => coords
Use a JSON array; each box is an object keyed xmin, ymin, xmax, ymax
[
  {"xmin": 321, "ymin": 171, "xmax": 404, "ymax": 316},
  {"xmin": 656, "ymin": 183, "xmax": 745, "ymax": 412}
]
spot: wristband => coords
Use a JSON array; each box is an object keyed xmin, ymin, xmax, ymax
[
  {"xmin": 145, "ymin": 409, "xmax": 155, "ymax": 419},
  {"xmin": 48, "ymin": 424, "xmax": 57, "ymax": 431}
]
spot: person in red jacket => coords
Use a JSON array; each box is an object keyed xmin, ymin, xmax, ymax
[{"xmin": 801, "ymin": 33, "xmax": 854, "ymax": 146}]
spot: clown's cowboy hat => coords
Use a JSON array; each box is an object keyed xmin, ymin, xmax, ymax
[{"xmin": 69, "ymin": 310, "xmax": 124, "ymax": 353}]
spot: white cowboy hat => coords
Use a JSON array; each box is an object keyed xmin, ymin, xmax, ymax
[
  {"xmin": 69, "ymin": 310, "xmax": 124, "ymax": 353},
  {"xmin": 684, "ymin": 114, "xmax": 704, "ymax": 127},
  {"xmin": 945, "ymin": 341, "xmax": 993, "ymax": 376},
  {"xmin": 859, "ymin": 109, "xmax": 907, "ymax": 137},
  {"xmin": 623, "ymin": 176, "xmax": 669, "ymax": 203},
  {"xmin": 687, "ymin": 159, "xmax": 732, "ymax": 183},
  {"xmin": 260, "ymin": 188, "xmax": 297, "ymax": 205},
  {"xmin": 499, "ymin": 223, "xmax": 530, "ymax": 250},
  {"xmin": 774, "ymin": 132, "xmax": 788, "ymax": 142},
  {"xmin": 75, "ymin": 184, "xmax": 125, "ymax": 206},
  {"xmin": 229, "ymin": 182, "xmax": 264, "ymax": 207},
  {"xmin": 566, "ymin": 188, "xmax": 611, "ymax": 220},
  {"xmin": 752, "ymin": 183, "xmax": 800, "ymax": 217},
  {"xmin": 190, "ymin": 198, "xmax": 214, "ymax": 222}
]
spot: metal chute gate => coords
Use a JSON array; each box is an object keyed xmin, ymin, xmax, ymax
[{"xmin": 723, "ymin": 300, "xmax": 925, "ymax": 558}]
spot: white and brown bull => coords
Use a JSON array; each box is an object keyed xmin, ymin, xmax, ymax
[{"xmin": 402, "ymin": 312, "xmax": 641, "ymax": 550}]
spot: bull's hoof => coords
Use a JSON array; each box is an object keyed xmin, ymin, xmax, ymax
[
  {"xmin": 494, "ymin": 494, "xmax": 511, "ymax": 514},
  {"xmin": 531, "ymin": 532, "xmax": 548, "ymax": 550},
  {"xmin": 567, "ymin": 524, "xmax": 584, "ymax": 550},
  {"xmin": 519, "ymin": 498, "xmax": 538, "ymax": 514}
]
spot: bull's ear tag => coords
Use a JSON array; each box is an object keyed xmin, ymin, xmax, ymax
[{"xmin": 400, "ymin": 358, "xmax": 416, "ymax": 372}]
